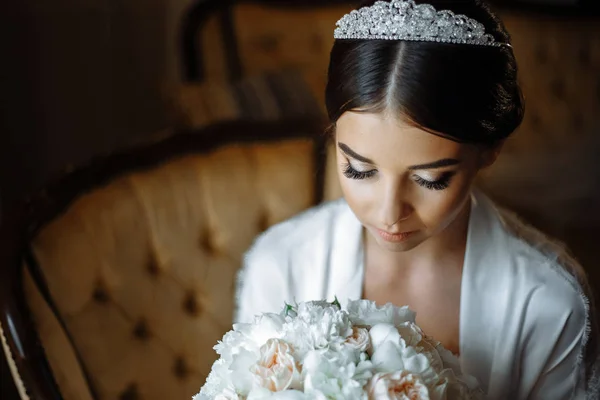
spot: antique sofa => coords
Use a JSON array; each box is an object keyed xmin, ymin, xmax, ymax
[{"xmin": 0, "ymin": 119, "xmax": 342, "ymax": 400}]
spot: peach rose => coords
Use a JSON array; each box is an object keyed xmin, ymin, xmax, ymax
[
  {"xmin": 249, "ymin": 339, "xmax": 301, "ymax": 392},
  {"xmin": 345, "ymin": 326, "xmax": 371, "ymax": 352},
  {"xmin": 367, "ymin": 371, "xmax": 430, "ymax": 400}
]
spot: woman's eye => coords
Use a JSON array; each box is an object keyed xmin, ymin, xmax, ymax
[
  {"xmin": 413, "ymin": 171, "xmax": 455, "ymax": 191},
  {"xmin": 342, "ymin": 163, "xmax": 377, "ymax": 180}
]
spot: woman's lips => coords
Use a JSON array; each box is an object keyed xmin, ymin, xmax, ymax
[{"xmin": 375, "ymin": 228, "xmax": 416, "ymax": 243}]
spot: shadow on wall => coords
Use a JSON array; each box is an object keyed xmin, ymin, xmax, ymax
[{"xmin": 0, "ymin": 0, "xmax": 197, "ymax": 214}]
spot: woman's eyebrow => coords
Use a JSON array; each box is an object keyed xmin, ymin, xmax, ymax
[
  {"xmin": 408, "ymin": 158, "xmax": 460, "ymax": 170},
  {"xmin": 338, "ymin": 142, "xmax": 374, "ymax": 164},
  {"xmin": 339, "ymin": 142, "xmax": 460, "ymax": 170}
]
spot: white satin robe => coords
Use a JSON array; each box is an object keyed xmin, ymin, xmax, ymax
[{"xmin": 234, "ymin": 190, "xmax": 598, "ymax": 400}]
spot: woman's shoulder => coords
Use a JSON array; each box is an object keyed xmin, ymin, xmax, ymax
[
  {"xmin": 497, "ymin": 205, "xmax": 588, "ymax": 294},
  {"xmin": 481, "ymin": 196, "xmax": 592, "ymax": 336},
  {"xmin": 473, "ymin": 192, "xmax": 591, "ymax": 322},
  {"xmin": 496, "ymin": 211, "xmax": 599, "ymax": 396},
  {"xmin": 470, "ymin": 194, "xmax": 598, "ymax": 394}
]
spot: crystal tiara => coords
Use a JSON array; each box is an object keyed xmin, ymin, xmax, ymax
[{"xmin": 334, "ymin": 0, "xmax": 509, "ymax": 48}]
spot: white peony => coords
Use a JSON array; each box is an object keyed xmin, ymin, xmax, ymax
[
  {"xmin": 232, "ymin": 312, "xmax": 286, "ymax": 352},
  {"xmin": 281, "ymin": 301, "xmax": 353, "ymax": 360},
  {"xmin": 368, "ymin": 323, "xmax": 444, "ymax": 389},
  {"xmin": 367, "ymin": 371, "xmax": 430, "ymax": 400},
  {"xmin": 346, "ymin": 299, "xmax": 416, "ymax": 328},
  {"xmin": 196, "ymin": 359, "xmax": 235, "ymax": 399},
  {"xmin": 302, "ymin": 350, "xmax": 372, "ymax": 399}
]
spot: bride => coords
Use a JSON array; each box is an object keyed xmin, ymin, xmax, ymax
[{"xmin": 234, "ymin": 0, "xmax": 599, "ymax": 398}]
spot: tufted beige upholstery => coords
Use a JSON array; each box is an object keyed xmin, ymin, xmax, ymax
[
  {"xmin": 24, "ymin": 137, "xmax": 321, "ymax": 399},
  {"xmin": 496, "ymin": 11, "xmax": 600, "ymax": 155},
  {"xmin": 476, "ymin": 12, "xmax": 600, "ymax": 231}
]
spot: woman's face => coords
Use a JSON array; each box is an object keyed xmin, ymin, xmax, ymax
[{"xmin": 335, "ymin": 111, "xmax": 496, "ymax": 252}]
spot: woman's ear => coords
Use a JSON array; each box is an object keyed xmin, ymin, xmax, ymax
[{"xmin": 479, "ymin": 141, "xmax": 504, "ymax": 169}]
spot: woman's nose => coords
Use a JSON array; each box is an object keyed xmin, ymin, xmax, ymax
[
  {"xmin": 380, "ymin": 182, "xmax": 413, "ymax": 229},
  {"xmin": 382, "ymin": 203, "xmax": 412, "ymax": 229}
]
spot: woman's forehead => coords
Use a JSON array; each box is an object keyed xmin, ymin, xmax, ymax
[{"xmin": 335, "ymin": 111, "xmax": 469, "ymax": 164}]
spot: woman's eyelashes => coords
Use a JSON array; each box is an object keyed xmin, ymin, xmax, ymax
[
  {"xmin": 342, "ymin": 163, "xmax": 455, "ymax": 191},
  {"xmin": 413, "ymin": 171, "xmax": 455, "ymax": 190},
  {"xmin": 342, "ymin": 163, "xmax": 377, "ymax": 180}
]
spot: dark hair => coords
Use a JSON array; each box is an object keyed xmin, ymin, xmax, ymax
[{"xmin": 325, "ymin": 0, "xmax": 524, "ymax": 146}]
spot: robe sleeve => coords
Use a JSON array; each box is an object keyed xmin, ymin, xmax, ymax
[
  {"xmin": 232, "ymin": 238, "xmax": 291, "ymax": 324},
  {"xmin": 518, "ymin": 276, "xmax": 588, "ymax": 399}
]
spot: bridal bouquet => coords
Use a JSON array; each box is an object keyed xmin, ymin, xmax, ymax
[{"xmin": 194, "ymin": 299, "xmax": 483, "ymax": 400}]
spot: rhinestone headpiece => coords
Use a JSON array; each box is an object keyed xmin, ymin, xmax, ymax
[{"xmin": 334, "ymin": 0, "xmax": 508, "ymax": 48}]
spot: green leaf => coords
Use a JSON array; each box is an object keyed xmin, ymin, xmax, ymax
[
  {"xmin": 283, "ymin": 302, "xmax": 295, "ymax": 316},
  {"xmin": 331, "ymin": 296, "xmax": 341, "ymax": 308}
]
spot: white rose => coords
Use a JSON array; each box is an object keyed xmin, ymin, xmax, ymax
[
  {"xmin": 369, "ymin": 324, "xmax": 438, "ymax": 384},
  {"xmin": 435, "ymin": 345, "xmax": 462, "ymax": 376},
  {"xmin": 370, "ymin": 340, "xmax": 407, "ymax": 372},
  {"xmin": 368, "ymin": 323, "xmax": 404, "ymax": 356},
  {"xmin": 367, "ymin": 371, "xmax": 430, "ymax": 400},
  {"xmin": 346, "ymin": 300, "xmax": 415, "ymax": 328},
  {"xmin": 394, "ymin": 326, "xmax": 446, "ymax": 374},
  {"xmin": 229, "ymin": 348, "xmax": 261, "ymax": 394},
  {"xmin": 249, "ymin": 338, "xmax": 301, "ymax": 392},
  {"xmin": 396, "ymin": 322, "xmax": 424, "ymax": 347},
  {"xmin": 345, "ymin": 326, "xmax": 371, "ymax": 353}
]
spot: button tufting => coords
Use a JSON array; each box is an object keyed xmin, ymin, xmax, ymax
[
  {"xmin": 529, "ymin": 112, "xmax": 542, "ymax": 130},
  {"xmin": 578, "ymin": 41, "xmax": 591, "ymax": 66},
  {"xmin": 310, "ymin": 34, "xmax": 324, "ymax": 53},
  {"xmin": 199, "ymin": 228, "xmax": 218, "ymax": 255},
  {"xmin": 571, "ymin": 112, "xmax": 584, "ymax": 131},
  {"xmin": 92, "ymin": 283, "xmax": 110, "ymax": 304},
  {"xmin": 256, "ymin": 34, "xmax": 279, "ymax": 53},
  {"xmin": 257, "ymin": 213, "xmax": 270, "ymax": 232},
  {"xmin": 119, "ymin": 383, "xmax": 139, "ymax": 400},
  {"xmin": 173, "ymin": 356, "xmax": 190, "ymax": 380},
  {"xmin": 534, "ymin": 44, "xmax": 548, "ymax": 64},
  {"xmin": 133, "ymin": 319, "xmax": 151, "ymax": 341},
  {"xmin": 183, "ymin": 290, "xmax": 202, "ymax": 317},
  {"xmin": 550, "ymin": 78, "xmax": 566, "ymax": 101},
  {"xmin": 147, "ymin": 255, "xmax": 160, "ymax": 278}
]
